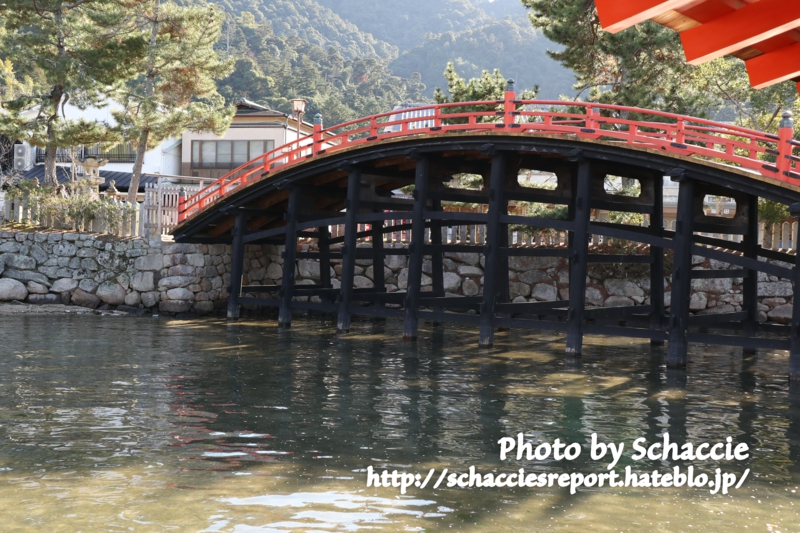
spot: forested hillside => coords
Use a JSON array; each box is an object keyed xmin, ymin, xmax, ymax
[
  {"xmin": 390, "ymin": 18, "xmax": 573, "ymax": 99},
  {"xmin": 213, "ymin": 0, "xmax": 576, "ymax": 109}
]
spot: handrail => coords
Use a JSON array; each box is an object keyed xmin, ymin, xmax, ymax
[{"xmin": 178, "ymin": 90, "xmax": 798, "ymax": 223}]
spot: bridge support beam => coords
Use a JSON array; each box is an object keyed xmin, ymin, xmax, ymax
[
  {"xmin": 565, "ymin": 158, "xmax": 592, "ymax": 356},
  {"xmin": 404, "ymin": 156, "xmax": 430, "ymax": 340},
  {"xmin": 480, "ymin": 152, "xmax": 507, "ymax": 348},
  {"xmin": 278, "ymin": 187, "xmax": 300, "ymax": 328},
  {"xmin": 319, "ymin": 224, "xmax": 332, "ymax": 305},
  {"xmin": 650, "ymin": 173, "xmax": 665, "ymax": 344},
  {"xmin": 743, "ymin": 194, "xmax": 759, "ymax": 346},
  {"xmin": 431, "ymin": 199, "xmax": 445, "ymax": 322},
  {"xmin": 789, "ymin": 203, "xmax": 800, "ymax": 381},
  {"xmin": 226, "ymin": 213, "xmax": 246, "ymax": 319},
  {"xmin": 667, "ymin": 175, "xmax": 696, "ymax": 368},
  {"xmin": 338, "ymin": 168, "xmax": 362, "ymax": 333},
  {"xmin": 371, "ymin": 213, "xmax": 386, "ymax": 311}
]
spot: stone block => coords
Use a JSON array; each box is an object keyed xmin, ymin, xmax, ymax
[
  {"xmin": 604, "ymin": 295, "xmax": 634, "ymax": 308},
  {"xmin": 124, "ymin": 291, "xmax": 141, "ymax": 307},
  {"xmin": 134, "ymin": 254, "xmax": 164, "ymax": 271},
  {"xmin": 518, "ymin": 269, "xmax": 550, "ymax": 285},
  {"xmin": 166, "ymin": 287, "xmax": 194, "ymax": 300},
  {"xmin": 186, "ymin": 253, "xmax": 205, "ymax": 267},
  {"xmin": 68, "ymin": 256, "xmax": 81, "ymax": 269},
  {"xmin": 163, "ymin": 243, "xmax": 196, "ymax": 255},
  {"xmin": 71, "ymin": 288, "xmax": 101, "ymax": 309},
  {"xmin": 79, "ymin": 279, "xmax": 99, "ymax": 293},
  {"xmin": 52, "ymin": 243, "xmax": 78, "ymax": 257},
  {"xmin": 0, "ymin": 253, "xmax": 35, "ymax": 270},
  {"xmin": 443, "ymin": 272, "xmax": 462, "ymax": 292},
  {"xmin": 3, "ymin": 268, "xmax": 50, "ymax": 287},
  {"xmin": 29, "ymin": 245, "xmax": 47, "ymax": 264},
  {"xmin": 531, "ymin": 283, "xmax": 557, "ymax": 302},
  {"xmin": 50, "ymin": 278, "xmax": 79, "ymax": 293},
  {"xmin": 0, "ymin": 278, "xmax": 28, "ymax": 301},
  {"xmin": 141, "ymin": 291, "xmax": 161, "ymax": 308},
  {"xmin": 76, "ymin": 247, "xmax": 99, "ymax": 258},
  {"xmin": 298, "ymin": 260, "xmax": 320, "ymax": 280},
  {"xmin": 767, "ymin": 303, "xmax": 793, "ymax": 324},
  {"xmin": 690, "ymin": 292, "xmax": 708, "ymax": 311},
  {"xmin": 585, "ymin": 287, "xmax": 604, "ymax": 306},
  {"xmin": 80, "ymin": 258, "xmax": 98, "ymax": 271},
  {"xmin": 158, "ymin": 276, "xmax": 200, "ymax": 289},
  {"xmin": 509, "ymin": 281, "xmax": 532, "ymax": 299},
  {"xmin": 758, "ymin": 281, "xmax": 793, "ymax": 298},
  {"xmin": 462, "ymin": 278, "xmax": 480, "ymax": 296},
  {"xmin": 28, "ymin": 293, "xmax": 62, "ymax": 305},
  {"xmin": 0, "ymin": 242, "xmax": 21, "ymax": 253},
  {"xmin": 444, "ymin": 252, "xmax": 481, "ymax": 266},
  {"xmin": 27, "ymin": 281, "xmax": 49, "ymax": 294},
  {"xmin": 457, "ymin": 265, "xmax": 483, "ymax": 277},
  {"xmin": 691, "ymin": 277, "xmax": 734, "ymax": 294},
  {"xmin": 96, "ymin": 281, "xmax": 127, "ymax": 305},
  {"xmin": 353, "ymin": 275, "xmax": 374, "ymax": 289},
  {"xmin": 604, "ymin": 279, "xmax": 644, "ymax": 298},
  {"xmin": 168, "ymin": 264, "xmax": 195, "ymax": 277}
]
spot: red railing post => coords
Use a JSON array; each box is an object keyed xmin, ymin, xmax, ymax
[
  {"xmin": 177, "ymin": 186, "xmax": 186, "ymax": 223},
  {"xmin": 313, "ymin": 113, "xmax": 323, "ymax": 155},
  {"xmin": 778, "ymin": 110, "xmax": 794, "ymax": 176},
  {"xmin": 504, "ymin": 79, "xmax": 516, "ymax": 126}
]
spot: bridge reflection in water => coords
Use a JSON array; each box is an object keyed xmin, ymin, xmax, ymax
[{"xmin": 173, "ymin": 83, "xmax": 800, "ymax": 380}]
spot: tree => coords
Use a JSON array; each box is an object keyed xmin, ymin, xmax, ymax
[
  {"xmin": 434, "ymin": 62, "xmax": 537, "ymax": 124},
  {"xmin": 114, "ymin": 0, "xmax": 234, "ymax": 202},
  {"xmin": 0, "ymin": 0, "xmax": 145, "ymax": 187},
  {"xmin": 522, "ymin": 0, "xmax": 712, "ymax": 115}
]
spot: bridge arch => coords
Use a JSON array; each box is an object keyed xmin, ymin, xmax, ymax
[{"xmin": 173, "ymin": 95, "xmax": 800, "ymax": 380}]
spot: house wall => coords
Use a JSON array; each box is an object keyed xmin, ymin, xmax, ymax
[{"xmin": 17, "ymin": 103, "xmax": 177, "ymax": 175}]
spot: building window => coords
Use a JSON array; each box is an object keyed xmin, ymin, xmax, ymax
[{"xmin": 191, "ymin": 140, "xmax": 274, "ymax": 169}]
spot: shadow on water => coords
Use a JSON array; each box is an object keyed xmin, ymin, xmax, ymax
[{"xmin": 1, "ymin": 314, "xmax": 800, "ymax": 531}]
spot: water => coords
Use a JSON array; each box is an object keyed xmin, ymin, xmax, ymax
[{"xmin": 0, "ymin": 315, "xmax": 798, "ymax": 532}]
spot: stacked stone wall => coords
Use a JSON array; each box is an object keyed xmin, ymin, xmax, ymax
[{"xmin": 0, "ymin": 228, "xmax": 794, "ymax": 324}]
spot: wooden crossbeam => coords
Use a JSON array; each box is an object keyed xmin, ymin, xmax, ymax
[
  {"xmin": 595, "ymin": 0, "xmax": 703, "ymax": 33},
  {"xmin": 746, "ymin": 41, "xmax": 800, "ymax": 89},
  {"xmin": 681, "ymin": 0, "xmax": 800, "ymax": 64}
]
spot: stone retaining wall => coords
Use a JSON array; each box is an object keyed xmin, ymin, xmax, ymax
[
  {"xmin": 0, "ymin": 228, "xmax": 266, "ymax": 316},
  {"xmin": 0, "ymin": 228, "xmax": 794, "ymax": 324}
]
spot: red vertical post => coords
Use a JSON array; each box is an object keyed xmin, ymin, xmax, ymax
[
  {"xmin": 778, "ymin": 110, "xmax": 794, "ymax": 177},
  {"xmin": 177, "ymin": 186, "xmax": 186, "ymax": 223},
  {"xmin": 504, "ymin": 79, "xmax": 516, "ymax": 126},
  {"xmin": 313, "ymin": 113, "xmax": 323, "ymax": 155}
]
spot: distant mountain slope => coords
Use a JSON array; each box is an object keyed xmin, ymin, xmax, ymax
[
  {"xmin": 315, "ymin": 0, "xmax": 491, "ymax": 51},
  {"xmin": 217, "ymin": 0, "xmax": 397, "ymax": 59},
  {"xmin": 314, "ymin": 0, "xmax": 575, "ymax": 97},
  {"xmin": 390, "ymin": 18, "xmax": 575, "ymax": 99}
]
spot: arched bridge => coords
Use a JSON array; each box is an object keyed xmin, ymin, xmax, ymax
[{"xmin": 173, "ymin": 85, "xmax": 800, "ymax": 380}]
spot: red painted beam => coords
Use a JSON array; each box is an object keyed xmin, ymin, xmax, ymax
[
  {"xmin": 746, "ymin": 42, "xmax": 800, "ymax": 89},
  {"xmin": 595, "ymin": 0, "xmax": 704, "ymax": 33},
  {"xmin": 682, "ymin": 0, "xmax": 800, "ymax": 64}
]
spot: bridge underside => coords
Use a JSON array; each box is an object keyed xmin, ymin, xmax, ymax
[{"xmin": 174, "ymin": 135, "xmax": 800, "ymax": 380}]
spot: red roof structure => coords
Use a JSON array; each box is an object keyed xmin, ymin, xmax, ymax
[{"xmin": 595, "ymin": 0, "xmax": 800, "ymax": 93}]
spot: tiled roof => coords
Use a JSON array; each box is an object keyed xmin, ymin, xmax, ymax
[{"xmin": 18, "ymin": 165, "xmax": 160, "ymax": 192}]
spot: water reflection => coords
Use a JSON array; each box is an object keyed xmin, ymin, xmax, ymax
[{"xmin": 0, "ymin": 315, "xmax": 799, "ymax": 531}]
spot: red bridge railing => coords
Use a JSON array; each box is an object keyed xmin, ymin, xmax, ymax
[{"xmin": 178, "ymin": 86, "xmax": 798, "ymax": 223}]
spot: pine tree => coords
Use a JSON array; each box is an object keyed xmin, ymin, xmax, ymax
[
  {"xmin": 0, "ymin": 0, "xmax": 145, "ymax": 187},
  {"xmin": 113, "ymin": 0, "xmax": 234, "ymax": 202}
]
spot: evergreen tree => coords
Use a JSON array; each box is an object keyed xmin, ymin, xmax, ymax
[
  {"xmin": 0, "ymin": 0, "xmax": 145, "ymax": 187},
  {"xmin": 114, "ymin": 0, "xmax": 234, "ymax": 202},
  {"xmin": 522, "ymin": 0, "xmax": 710, "ymax": 115}
]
